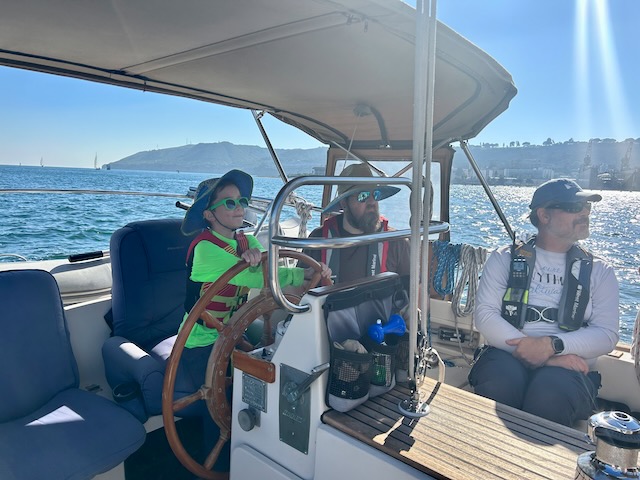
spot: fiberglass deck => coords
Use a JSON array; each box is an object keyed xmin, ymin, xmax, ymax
[{"xmin": 322, "ymin": 377, "xmax": 589, "ymax": 480}]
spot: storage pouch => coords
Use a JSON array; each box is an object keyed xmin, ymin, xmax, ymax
[
  {"xmin": 362, "ymin": 335, "xmax": 398, "ymax": 397},
  {"xmin": 323, "ymin": 275, "xmax": 407, "ymax": 411}
]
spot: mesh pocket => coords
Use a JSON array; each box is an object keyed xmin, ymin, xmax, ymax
[
  {"xmin": 362, "ymin": 336, "xmax": 398, "ymax": 396},
  {"xmin": 328, "ymin": 345, "xmax": 372, "ymax": 400}
]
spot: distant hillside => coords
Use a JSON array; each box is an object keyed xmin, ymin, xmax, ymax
[
  {"xmin": 452, "ymin": 140, "xmax": 640, "ymax": 176},
  {"xmin": 106, "ymin": 139, "xmax": 640, "ymax": 183},
  {"xmin": 105, "ymin": 142, "xmax": 327, "ymax": 176}
]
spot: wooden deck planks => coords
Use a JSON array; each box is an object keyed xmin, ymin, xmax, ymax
[{"xmin": 322, "ymin": 377, "xmax": 589, "ymax": 480}]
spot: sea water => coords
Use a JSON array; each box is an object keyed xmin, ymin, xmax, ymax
[{"xmin": 1, "ymin": 165, "xmax": 638, "ymax": 342}]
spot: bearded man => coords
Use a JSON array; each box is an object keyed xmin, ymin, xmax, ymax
[
  {"xmin": 303, "ymin": 163, "xmax": 410, "ymax": 284},
  {"xmin": 469, "ymin": 178, "xmax": 619, "ymax": 426}
]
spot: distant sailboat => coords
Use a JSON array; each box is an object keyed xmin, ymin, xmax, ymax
[
  {"xmin": 40, "ymin": 157, "xmax": 44, "ymax": 167},
  {"xmin": 94, "ymin": 153, "xmax": 99, "ymax": 170}
]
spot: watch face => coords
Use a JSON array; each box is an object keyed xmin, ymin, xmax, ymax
[{"xmin": 552, "ymin": 336, "xmax": 564, "ymax": 354}]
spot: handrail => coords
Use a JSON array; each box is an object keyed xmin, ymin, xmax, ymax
[
  {"xmin": 271, "ymin": 222, "xmax": 448, "ymax": 249},
  {"xmin": 268, "ymin": 175, "xmax": 449, "ymax": 313}
]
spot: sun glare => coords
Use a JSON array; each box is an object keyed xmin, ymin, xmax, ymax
[{"xmin": 574, "ymin": 0, "xmax": 632, "ymax": 141}]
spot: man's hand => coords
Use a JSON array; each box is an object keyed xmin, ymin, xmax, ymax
[
  {"xmin": 303, "ymin": 262, "xmax": 332, "ymax": 283},
  {"xmin": 545, "ymin": 354, "xmax": 589, "ymax": 374},
  {"xmin": 241, "ymin": 248, "xmax": 262, "ymax": 267},
  {"xmin": 505, "ymin": 336, "xmax": 555, "ymax": 368}
]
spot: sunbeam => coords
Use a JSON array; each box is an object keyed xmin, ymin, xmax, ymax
[
  {"xmin": 593, "ymin": 0, "xmax": 633, "ymax": 139},
  {"xmin": 574, "ymin": 0, "xmax": 590, "ymax": 138}
]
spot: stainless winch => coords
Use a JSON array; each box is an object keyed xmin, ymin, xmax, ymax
[{"xmin": 576, "ymin": 411, "xmax": 640, "ymax": 479}]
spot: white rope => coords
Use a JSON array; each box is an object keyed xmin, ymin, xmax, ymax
[
  {"xmin": 632, "ymin": 309, "xmax": 640, "ymax": 385},
  {"xmin": 451, "ymin": 244, "xmax": 488, "ymax": 318},
  {"xmin": 286, "ymin": 193, "xmax": 314, "ymax": 238}
]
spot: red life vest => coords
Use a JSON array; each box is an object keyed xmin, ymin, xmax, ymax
[
  {"xmin": 320, "ymin": 215, "xmax": 389, "ymax": 281},
  {"xmin": 184, "ymin": 230, "xmax": 250, "ymax": 325}
]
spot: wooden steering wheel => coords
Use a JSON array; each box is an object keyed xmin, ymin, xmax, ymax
[{"xmin": 162, "ymin": 250, "xmax": 329, "ymax": 479}]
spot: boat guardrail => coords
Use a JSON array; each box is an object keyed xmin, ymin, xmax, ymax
[{"xmin": 268, "ymin": 175, "xmax": 449, "ymax": 313}]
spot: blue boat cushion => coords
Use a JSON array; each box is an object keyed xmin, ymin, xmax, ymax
[
  {"xmin": 0, "ymin": 388, "xmax": 146, "ymax": 480},
  {"xmin": 0, "ymin": 269, "xmax": 78, "ymax": 422},
  {"xmin": 0, "ymin": 269, "xmax": 145, "ymax": 480},
  {"xmin": 109, "ymin": 218, "xmax": 194, "ymax": 350},
  {"xmin": 102, "ymin": 335, "xmax": 168, "ymax": 418}
]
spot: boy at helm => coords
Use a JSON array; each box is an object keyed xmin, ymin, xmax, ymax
[
  {"xmin": 178, "ymin": 170, "xmax": 331, "ymax": 467},
  {"xmin": 469, "ymin": 178, "xmax": 619, "ymax": 426}
]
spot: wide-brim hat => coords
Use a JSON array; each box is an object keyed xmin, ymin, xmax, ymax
[
  {"xmin": 529, "ymin": 178, "xmax": 602, "ymax": 210},
  {"xmin": 181, "ymin": 169, "xmax": 253, "ymax": 235},
  {"xmin": 323, "ymin": 163, "xmax": 400, "ymax": 213}
]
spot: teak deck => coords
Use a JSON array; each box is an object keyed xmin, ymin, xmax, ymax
[{"xmin": 322, "ymin": 377, "xmax": 589, "ymax": 480}]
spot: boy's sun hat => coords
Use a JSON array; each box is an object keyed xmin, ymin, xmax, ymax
[{"xmin": 181, "ymin": 169, "xmax": 253, "ymax": 235}]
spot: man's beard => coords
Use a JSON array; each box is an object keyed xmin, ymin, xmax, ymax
[{"xmin": 345, "ymin": 204, "xmax": 381, "ymax": 233}]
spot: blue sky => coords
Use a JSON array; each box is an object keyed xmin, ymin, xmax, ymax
[{"xmin": 1, "ymin": 0, "xmax": 638, "ymax": 167}]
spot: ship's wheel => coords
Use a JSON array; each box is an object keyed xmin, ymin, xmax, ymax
[{"xmin": 162, "ymin": 250, "xmax": 328, "ymax": 479}]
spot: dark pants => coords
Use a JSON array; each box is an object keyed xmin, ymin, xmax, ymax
[
  {"xmin": 175, "ymin": 344, "xmax": 231, "ymax": 472},
  {"xmin": 468, "ymin": 347, "xmax": 600, "ymax": 426}
]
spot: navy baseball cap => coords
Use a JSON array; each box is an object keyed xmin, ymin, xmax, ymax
[{"xmin": 529, "ymin": 178, "xmax": 602, "ymax": 210}]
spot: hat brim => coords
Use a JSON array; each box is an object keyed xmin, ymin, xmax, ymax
[
  {"xmin": 576, "ymin": 191, "xmax": 602, "ymax": 203},
  {"xmin": 323, "ymin": 185, "xmax": 400, "ymax": 213},
  {"xmin": 530, "ymin": 190, "xmax": 603, "ymax": 210},
  {"xmin": 181, "ymin": 170, "xmax": 253, "ymax": 235}
]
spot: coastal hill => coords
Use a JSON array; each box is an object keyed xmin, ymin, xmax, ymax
[
  {"xmin": 106, "ymin": 139, "xmax": 640, "ymax": 184},
  {"xmin": 106, "ymin": 142, "xmax": 328, "ymax": 176}
]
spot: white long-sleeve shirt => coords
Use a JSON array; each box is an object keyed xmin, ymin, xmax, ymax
[{"xmin": 474, "ymin": 244, "xmax": 619, "ymax": 367}]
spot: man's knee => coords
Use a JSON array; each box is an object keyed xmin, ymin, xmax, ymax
[
  {"xmin": 469, "ymin": 347, "xmax": 528, "ymax": 408},
  {"xmin": 523, "ymin": 367, "xmax": 598, "ymax": 425}
]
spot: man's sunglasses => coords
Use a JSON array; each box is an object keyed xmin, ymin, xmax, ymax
[
  {"xmin": 208, "ymin": 197, "xmax": 249, "ymax": 211},
  {"xmin": 545, "ymin": 202, "xmax": 591, "ymax": 213},
  {"xmin": 355, "ymin": 190, "xmax": 382, "ymax": 203}
]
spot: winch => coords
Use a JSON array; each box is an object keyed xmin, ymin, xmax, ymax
[{"xmin": 576, "ymin": 411, "xmax": 640, "ymax": 479}]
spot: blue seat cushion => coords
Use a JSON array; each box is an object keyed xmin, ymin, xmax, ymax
[
  {"xmin": 0, "ymin": 388, "xmax": 146, "ymax": 480},
  {"xmin": 110, "ymin": 219, "xmax": 193, "ymax": 350}
]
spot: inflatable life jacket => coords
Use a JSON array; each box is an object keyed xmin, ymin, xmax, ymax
[
  {"xmin": 184, "ymin": 229, "xmax": 250, "ymax": 325},
  {"xmin": 320, "ymin": 215, "xmax": 389, "ymax": 282},
  {"xmin": 501, "ymin": 236, "xmax": 593, "ymax": 332}
]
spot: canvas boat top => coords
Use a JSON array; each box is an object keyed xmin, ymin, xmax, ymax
[{"xmin": 0, "ymin": 0, "xmax": 516, "ymax": 152}]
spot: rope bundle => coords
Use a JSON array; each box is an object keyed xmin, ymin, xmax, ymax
[
  {"xmin": 430, "ymin": 240, "xmax": 461, "ymax": 297},
  {"xmin": 632, "ymin": 310, "xmax": 640, "ymax": 385},
  {"xmin": 430, "ymin": 241, "xmax": 488, "ymax": 317},
  {"xmin": 451, "ymin": 245, "xmax": 488, "ymax": 317},
  {"xmin": 286, "ymin": 192, "xmax": 314, "ymax": 238}
]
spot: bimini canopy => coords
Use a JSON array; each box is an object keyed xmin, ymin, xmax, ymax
[{"xmin": 0, "ymin": 0, "xmax": 516, "ymax": 150}]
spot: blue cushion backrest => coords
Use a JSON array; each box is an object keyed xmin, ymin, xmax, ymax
[
  {"xmin": 110, "ymin": 219, "xmax": 195, "ymax": 350},
  {"xmin": 0, "ymin": 269, "xmax": 79, "ymax": 423}
]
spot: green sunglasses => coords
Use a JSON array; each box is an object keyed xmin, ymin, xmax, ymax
[
  {"xmin": 355, "ymin": 190, "xmax": 382, "ymax": 203},
  {"xmin": 208, "ymin": 197, "xmax": 249, "ymax": 211}
]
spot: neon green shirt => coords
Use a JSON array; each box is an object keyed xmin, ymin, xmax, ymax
[{"xmin": 180, "ymin": 229, "xmax": 304, "ymax": 348}]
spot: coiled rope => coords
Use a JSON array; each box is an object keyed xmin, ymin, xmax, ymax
[
  {"xmin": 632, "ymin": 310, "xmax": 640, "ymax": 385},
  {"xmin": 430, "ymin": 240, "xmax": 461, "ymax": 297},
  {"xmin": 286, "ymin": 192, "xmax": 314, "ymax": 238},
  {"xmin": 431, "ymin": 241, "xmax": 488, "ymax": 366},
  {"xmin": 431, "ymin": 241, "xmax": 488, "ymax": 315},
  {"xmin": 451, "ymin": 245, "xmax": 488, "ymax": 317}
]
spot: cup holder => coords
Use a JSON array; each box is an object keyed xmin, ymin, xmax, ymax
[{"xmin": 113, "ymin": 382, "xmax": 140, "ymax": 404}]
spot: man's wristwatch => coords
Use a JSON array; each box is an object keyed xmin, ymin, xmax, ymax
[{"xmin": 549, "ymin": 335, "xmax": 564, "ymax": 354}]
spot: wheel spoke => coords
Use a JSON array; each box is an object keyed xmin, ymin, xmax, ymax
[
  {"xmin": 203, "ymin": 430, "xmax": 230, "ymax": 470},
  {"xmin": 172, "ymin": 387, "xmax": 207, "ymax": 412},
  {"xmin": 200, "ymin": 311, "xmax": 225, "ymax": 332}
]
